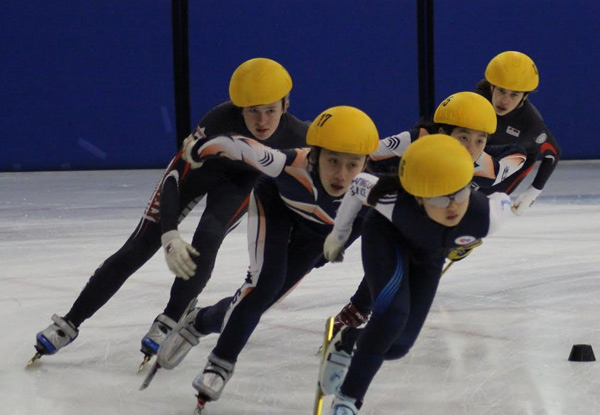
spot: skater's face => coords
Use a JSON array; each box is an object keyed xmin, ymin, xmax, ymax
[
  {"xmin": 242, "ymin": 99, "xmax": 288, "ymax": 140},
  {"xmin": 445, "ymin": 126, "xmax": 487, "ymax": 161},
  {"xmin": 318, "ymin": 149, "xmax": 367, "ymax": 197},
  {"xmin": 490, "ymin": 86, "xmax": 526, "ymax": 116},
  {"xmin": 418, "ymin": 185, "xmax": 471, "ymax": 227}
]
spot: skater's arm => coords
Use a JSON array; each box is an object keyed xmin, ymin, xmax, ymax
[{"xmin": 183, "ymin": 134, "xmax": 290, "ymax": 177}]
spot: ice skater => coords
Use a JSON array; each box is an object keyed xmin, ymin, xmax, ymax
[
  {"xmin": 317, "ymin": 134, "xmax": 513, "ymax": 414},
  {"xmin": 150, "ymin": 105, "xmax": 379, "ymax": 413},
  {"xmin": 30, "ymin": 58, "xmax": 308, "ymax": 368},
  {"xmin": 475, "ymin": 51, "xmax": 561, "ymax": 214}
]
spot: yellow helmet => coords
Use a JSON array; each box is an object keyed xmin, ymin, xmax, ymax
[
  {"xmin": 306, "ymin": 106, "xmax": 379, "ymax": 155},
  {"xmin": 434, "ymin": 92, "xmax": 497, "ymax": 134},
  {"xmin": 485, "ymin": 51, "xmax": 539, "ymax": 92},
  {"xmin": 229, "ymin": 58, "xmax": 293, "ymax": 107},
  {"xmin": 399, "ymin": 134, "xmax": 473, "ymax": 197}
]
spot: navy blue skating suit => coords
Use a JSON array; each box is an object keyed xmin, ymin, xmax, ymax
[
  {"xmin": 179, "ymin": 135, "xmax": 368, "ymax": 364},
  {"xmin": 344, "ymin": 128, "xmax": 524, "ymax": 312},
  {"xmin": 327, "ymin": 172, "xmax": 511, "ymax": 402},
  {"xmin": 63, "ymin": 102, "xmax": 307, "ymax": 328},
  {"xmin": 476, "ymin": 80, "xmax": 561, "ymax": 194}
]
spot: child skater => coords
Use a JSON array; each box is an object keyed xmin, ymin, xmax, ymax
[
  {"xmin": 150, "ymin": 105, "xmax": 380, "ymax": 413},
  {"xmin": 318, "ymin": 134, "xmax": 512, "ymax": 414}
]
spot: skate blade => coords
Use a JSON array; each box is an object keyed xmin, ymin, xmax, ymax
[
  {"xmin": 138, "ymin": 355, "xmax": 152, "ymax": 372},
  {"xmin": 139, "ymin": 362, "xmax": 160, "ymax": 390},
  {"xmin": 314, "ymin": 389, "xmax": 325, "ymax": 415},
  {"xmin": 27, "ymin": 352, "xmax": 42, "ymax": 367},
  {"xmin": 313, "ymin": 317, "xmax": 335, "ymax": 415},
  {"xmin": 193, "ymin": 394, "xmax": 208, "ymax": 414}
]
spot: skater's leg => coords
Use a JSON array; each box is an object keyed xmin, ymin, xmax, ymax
[
  {"xmin": 162, "ymin": 176, "xmax": 254, "ymax": 320},
  {"xmin": 65, "ymin": 220, "xmax": 162, "ymax": 327}
]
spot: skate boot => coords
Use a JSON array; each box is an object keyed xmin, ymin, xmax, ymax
[
  {"xmin": 327, "ymin": 393, "xmax": 362, "ymax": 415},
  {"xmin": 141, "ymin": 314, "xmax": 178, "ymax": 355},
  {"xmin": 29, "ymin": 315, "xmax": 78, "ymax": 365},
  {"xmin": 156, "ymin": 308, "xmax": 203, "ymax": 370},
  {"xmin": 192, "ymin": 353, "xmax": 235, "ymax": 403},
  {"xmin": 319, "ymin": 327, "xmax": 353, "ymax": 395},
  {"xmin": 139, "ymin": 313, "xmax": 178, "ymax": 370}
]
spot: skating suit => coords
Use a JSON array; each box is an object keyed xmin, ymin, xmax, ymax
[{"xmin": 182, "ymin": 135, "xmax": 368, "ymax": 363}]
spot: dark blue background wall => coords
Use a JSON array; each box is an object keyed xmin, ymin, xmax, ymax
[
  {"xmin": 2, "ymin": 1, "xmax": 175, "ymax": 171},
  {"xmin": 2, "ymin": 1, "xmax": 598, "ymax": 172}
]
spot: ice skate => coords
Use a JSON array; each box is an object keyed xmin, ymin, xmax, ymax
[
  {"xmin": 318, "ymin": 326, "xmax": 353, "ymax": 396},
  {"xmin": 139, "ymin": 299, "xmax": 198, "ymax": 390},
  {"xmin": 139, "ymin": 313, "xmax": 177, "ymax": 371},
  {"xmin": 327, "ymin": 394, "xmax": 361, "ymax": 415},
  {"xmin": 28, "ymin": 314, "xmax": 78, "ymax": 366},
  {"xmin": 155, "ymin": 308, "xmax": 203, "ymax": 370},
  {"xmin": 192, "ymin": 353, "xmax": 235, "ymax": 403},
  {"xmin": 314, "ymin": 317, "xmax": 335, "ymax": 415}
]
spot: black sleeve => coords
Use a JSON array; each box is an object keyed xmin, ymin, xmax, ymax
[
  {"xmin": 532, "ymin": 126, "xmax": 561, "ymax": 190},
  {"xmin": 196, "ymin": 101, "xmax": 247, "ymax": 139}
]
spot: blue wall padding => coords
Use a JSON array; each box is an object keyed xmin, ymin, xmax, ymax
[{"xmin": 2, "ymin": 1, "xmax": 597, "ymax": 171}]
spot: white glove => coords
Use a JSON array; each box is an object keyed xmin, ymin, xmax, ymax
[
  {"xmin": 512, "ymin": 186, "xmax": 542, "ymax": 216},
  {"xmin": 181, "ymin": 134, "xmax": 204, "ymax": 169},
  {"xmin": 324, "ymin": 231, "xmax": 350, "ymax": 263},
  {"xmin": 161, "ymin": 230, "xmax": 199, "ymax": 280}
]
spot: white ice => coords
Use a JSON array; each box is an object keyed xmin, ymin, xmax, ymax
[{"xmin": 1, "ymin": 161, "xmax": 600, "ymax": 415}]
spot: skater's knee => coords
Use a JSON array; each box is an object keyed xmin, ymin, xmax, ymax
[
  {"xmin": 384, "ymin": 338, "xmax": 416, "ymax": 360},
  {"xmin": 384, "ymin": 344, "xmax": 410, "ymax": 360}
]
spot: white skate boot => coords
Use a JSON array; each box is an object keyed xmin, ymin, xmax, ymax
[
  {"xmin": 156, "ymin": 308, "xmax": 203, "ymax": 370},
  {"xmin": 35, "ymin": 314, "xmax": 78, "ymax": 354},
  {"xmin": 139, "ymin": 313, "xmax": 178, "ymax": 371},
  {"xmin": 319, "ymin": 327, "xmax": 353, "ymax": 395},
  {"xmin": 29, "ymin": 314, "xmax": 79, "ymax": 365},
  {"xmin": 328, "ymin": 393, "xmax": 361, "ymax": 415},
  {"xmin": 192, "ymin": 353, "xmax": 235, "ymax": 402},
  {"xmin": 141, "ymin": 314, "xmax": 178, "ymax": 355}
]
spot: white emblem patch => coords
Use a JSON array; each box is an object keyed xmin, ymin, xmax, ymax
[
  {"xmin": 506, "ymin": 126, "xmax": 520, "ymax": 137},
  {"xmin": 455, "ymin": 235, "xmax": 476, "ymax": 245},
  {"xmin": 535, "ymin": 133, "xmax": 547, "ymax": 144}
]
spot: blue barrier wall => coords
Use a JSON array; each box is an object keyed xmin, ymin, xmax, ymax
[
  {"xmin": 187, "ymin": 1, "xmax": 418, "ymax": 146},
  {"xmin": 2, "ymin": 1, "xmax": 175, "ymax": 171},
  {"xmin": 2, "ymin": 1, "xmax": 598, "ymax": 171}
]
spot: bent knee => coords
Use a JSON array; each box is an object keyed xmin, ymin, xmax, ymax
[{"xmin": 384, "ymin": 343, "xmax": 413, "ymax": 360}]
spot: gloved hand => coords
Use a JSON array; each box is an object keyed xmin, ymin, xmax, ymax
[
  {"xmin": 323, "ymin": 231, "xmax": 349, "ymax": 263},
  {"xmin": 161, "ymin": 230, "xmax": 199, "ymax": 280},
  {"xmin": 512, "ymin": 185, "xmax": 542, "ymax": 215},
  {"xmin": 447, "ymin": 239, "xmax": 483, "ymax": 261},
  {"xmin": 333, "ymin": 302, "xmax": 370, "ymax": 337}
]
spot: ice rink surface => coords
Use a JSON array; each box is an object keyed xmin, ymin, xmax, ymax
[{"xmin": 1, "ymin": 161, "xmax": 599, "ymax": 415}]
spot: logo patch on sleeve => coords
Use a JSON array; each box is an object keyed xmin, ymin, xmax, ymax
[
  {"xmin": 535, "ymin": 132, "xmax": 547, "ymax": 144},
  {"xmin": 455, "ymin": 235, "xmax": 476, "ymax": 245}
]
